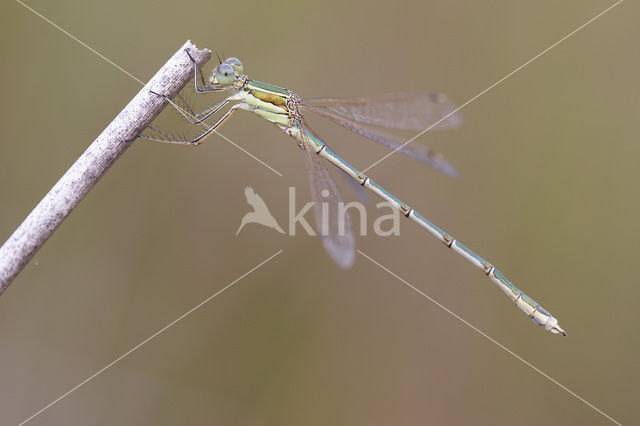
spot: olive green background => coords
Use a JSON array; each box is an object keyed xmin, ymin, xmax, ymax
[{"xmin": 1, "ymin": 1, "xmax": 638, "ymax": 425}]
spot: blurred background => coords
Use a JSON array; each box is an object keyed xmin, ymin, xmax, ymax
[{"xmin": 1, "ymin": 0, "xmax": 638, "ymax": 424}]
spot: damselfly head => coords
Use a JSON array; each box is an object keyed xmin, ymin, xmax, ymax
[
  {"xmin": 209, "ymin": 63, "xmax": 235, "ymax": 86},
  {"xmin": 223, "ymin": 57, "xmax": 244, "ymax": 74},
  {"xmin": 209, "ymin": 57, "xmax": 244, "ymax": 87}
]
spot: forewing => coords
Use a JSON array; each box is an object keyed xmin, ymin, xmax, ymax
[
  {"xmin": 302, "ymin": 137, "xmax": 355, "ymax": 269},
  {"xmin": 302, "ymin": 104, "xmax": 459, "ymax": 177},
  {"xmin": 305, "ymin": 92, "xmax": 461, "ymax": 131}
]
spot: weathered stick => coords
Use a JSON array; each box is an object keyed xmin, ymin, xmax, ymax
[{"xmin": 0, "ymin": 40, "xmax": 211, "ymax": 295}]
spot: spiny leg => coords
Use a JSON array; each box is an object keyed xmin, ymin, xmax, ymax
[
  {"xmin": 139, "ymin": 104, "xmax": 243, "ymax": 146},
  {"xmin": 174, "ymin": 93, "xmax": 197, "ymax": 117},
  {"xmin": 184, "ymin": 48, "xmax": 220, "ymax": 94},
  {"xmin": 150, "ymin": 90, "xmax": 232, "ymax": 125},
  {"xmin": 139, "ymin": 125, "xmax": 196, "ymax": 146},
  {"xmin": 152, "ymin": 47, "xmax": 234, "ymax": 123}
]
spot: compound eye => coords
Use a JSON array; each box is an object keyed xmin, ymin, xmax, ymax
[
  {"xmin": 223, "ymin": 57, "xmax": 244, "ymax": 74},
  {"xmin": 214, "ymin": 63, "xmax": 235, "ymax": 86}
]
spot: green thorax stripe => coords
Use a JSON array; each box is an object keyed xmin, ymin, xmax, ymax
[{"xmin": 247, "ymin": 79, "xmax": 290, "ymax": 97}]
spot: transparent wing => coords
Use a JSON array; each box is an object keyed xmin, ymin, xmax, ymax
[
  {"xmin": 305, "ymin": 92, "xmax": 462, "ymax": 131},
  {"xmin": 305, "ymin": 121, "xmax": 370, "ymax": 203},
  {"xmin": 302, "ymin": 131, "xmax": 355, "ymax": 269},
  {"xmin": 301, "ymin": 104, "xmax": 459, "ymax": 177}
]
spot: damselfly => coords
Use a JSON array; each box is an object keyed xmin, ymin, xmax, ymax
[{"xmin": 140, "ymin": 49, "xmax": 565, "ymax": 335}]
